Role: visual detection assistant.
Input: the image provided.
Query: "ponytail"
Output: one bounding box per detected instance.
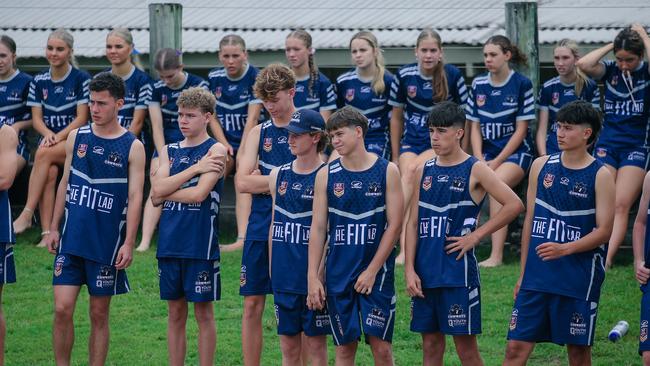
[485,35,528,67]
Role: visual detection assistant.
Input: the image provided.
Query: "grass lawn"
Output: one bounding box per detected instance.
[4,229,643,365]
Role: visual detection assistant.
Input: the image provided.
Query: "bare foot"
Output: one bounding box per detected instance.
[220,238,244,253]
[395,250,405,265]
[135,242,150,252]
[478,257,503,268]
[12,209,34,234]
[36,231,49,247]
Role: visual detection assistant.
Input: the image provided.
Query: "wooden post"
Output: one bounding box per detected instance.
[505,2,539,94]
[148,3,183,77]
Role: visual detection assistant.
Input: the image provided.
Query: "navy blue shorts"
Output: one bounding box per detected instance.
[594,144,650,170]
[158,257,221,302]
[639,290,650,354]
[273,291,331,337]
[239,240,271,296]
[326,287,396,346]
[484,151,533,172]
[507,289,598,346]
[411,286,481,335]
[52,253,129,296]
[0,244,15,285]
[365,139,390,160]
[400,139,431,156]
[17,141,29,162]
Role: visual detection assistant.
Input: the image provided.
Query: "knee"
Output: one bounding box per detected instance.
[371,342,393,363]
[422,335,444,356]
[337,344,357,360]
[504,342,523,361]
[168,306,187,325]
[193,305,214,325]
[614,199,633,214]
[457,348,481,365]
[47,165,58,180]
[280,340,301,361]
[567,346,590,364]
[89,307,109,327]
[54,302,74,323]
[243,297,264,319]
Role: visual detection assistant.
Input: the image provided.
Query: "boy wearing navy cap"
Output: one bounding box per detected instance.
[268,108,329,365]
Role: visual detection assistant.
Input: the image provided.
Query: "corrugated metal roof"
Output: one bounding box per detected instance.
[1,0,649,57]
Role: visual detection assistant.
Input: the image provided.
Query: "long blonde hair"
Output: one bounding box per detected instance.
[555,39,588,97]
[417,28,448,103]
[350,31,386,95]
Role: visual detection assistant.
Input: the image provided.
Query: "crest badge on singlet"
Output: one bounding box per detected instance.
[552,92,560,105]
[214,87,222,99]
[345,88,355,102]
[407,85,417,99]
[42,88,48,100]
[476,94,486,107]
[333,182,345,198]
[263,137,273,152]
[77,143,87,158]
[278,181,288,196]
[543,173,554,189]
[422,176,432,191]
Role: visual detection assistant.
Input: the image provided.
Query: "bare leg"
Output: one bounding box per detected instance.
[479,163,525,267]
[368,336,394,366]
[88,295,112,366]
[335,341,358,366]
[503,340,535,366]
[453,335,483,366]
[305,334,327,366]
[53,285,81,366]
[136,158,161,252]
[13,142,66,233]
[396,152,418,265]
[167,299,188,366]
[242,295,266,366]
[567,345,591,366]
[280,334,302,366]
[605,165,644,269]
[422,332,445,366]
[37,165,59,247]
[194,301,216,366]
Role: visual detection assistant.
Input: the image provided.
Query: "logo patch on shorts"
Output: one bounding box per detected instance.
[274,304,279,325]
[641,320,648,342]
[239,265,247,287]
[194,271,212,294]
[315,310,330,328]
[569,312,587,336]
[543,173,554,189]
[448,304,467,327]
[422,176,432,191]
[77,143,87,158]
[95,265,115,288]
[54,255,65,277]
[509,308,518,331]
[333,183,344,198]
[366,308,386,328]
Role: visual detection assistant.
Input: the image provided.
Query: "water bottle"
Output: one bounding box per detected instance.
[608,320,629,342]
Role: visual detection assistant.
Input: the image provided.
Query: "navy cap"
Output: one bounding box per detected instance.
[285,109,325,134]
